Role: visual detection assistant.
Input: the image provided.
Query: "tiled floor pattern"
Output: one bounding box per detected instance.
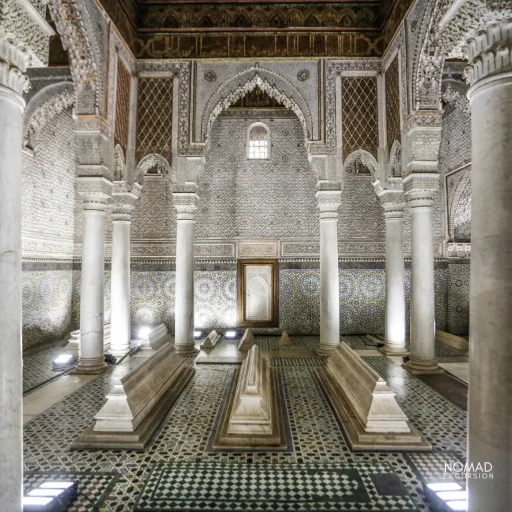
[23,343,70,394]
[22,335,468,511]
[135,462,416,511]
[434,343,468,363]
[24,470,119,512]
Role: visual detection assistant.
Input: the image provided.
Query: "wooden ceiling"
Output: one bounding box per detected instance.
[99,0,409,58]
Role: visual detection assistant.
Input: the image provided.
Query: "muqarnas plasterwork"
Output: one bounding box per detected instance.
[22,271,74,349]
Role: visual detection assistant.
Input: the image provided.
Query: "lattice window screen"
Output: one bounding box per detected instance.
[385,56,401,152]
[114,59,131,154]
[136,78,173,163]
[341,76,379,160]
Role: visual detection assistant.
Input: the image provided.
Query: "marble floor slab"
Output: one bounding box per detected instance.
[439,363,469,384]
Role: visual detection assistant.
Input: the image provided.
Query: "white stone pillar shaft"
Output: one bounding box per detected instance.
[467,68,512,512]
[174,193,198,355]
[76,202,107,372]
[110,213,131,355]
[383,210,406,353]
[406,200,438,371]
[316,188,341,356]
[0,85,25,512]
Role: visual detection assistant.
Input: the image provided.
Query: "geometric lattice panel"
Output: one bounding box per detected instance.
[341,76,379,160]
[136,78,173,162]
[386,55,401,152]
[115,59,131,154]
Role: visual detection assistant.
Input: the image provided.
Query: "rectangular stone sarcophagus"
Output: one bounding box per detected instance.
[71,343,194,450]
[140,322,169,350]
[200,329,221,348]
[238,328,255,351]
[316,341,431,451]
[66,322,111,352]
[213,344,287,450]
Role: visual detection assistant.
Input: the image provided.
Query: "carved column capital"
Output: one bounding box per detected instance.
[316,182,342,220]
[111,181,141,221]
[403,173,439,208]
[77,176,113,211]
[173,186,199,221]
[466,18,512,90]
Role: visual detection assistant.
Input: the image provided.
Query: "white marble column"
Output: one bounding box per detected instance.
[74,189,110,373]
[316,187,342,356]
[404,188,441,373]
[0,57,27,512]
[173,191,199,355]
[381,202,407,355]
[110,206,133,355]
[109,183,140,356]
[464,20,512,512]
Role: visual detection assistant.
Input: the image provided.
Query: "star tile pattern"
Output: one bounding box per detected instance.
[22,336,467,511]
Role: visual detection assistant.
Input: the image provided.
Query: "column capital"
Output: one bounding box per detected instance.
[111,181,141,221]
[316,183,342,220]
[466,19,512,94]
[77,176,113,211]
[0,1,54,95]
[403,173,439,208]
[173,188,199,221]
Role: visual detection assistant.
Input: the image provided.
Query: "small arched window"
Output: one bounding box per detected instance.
[247,122,270,160]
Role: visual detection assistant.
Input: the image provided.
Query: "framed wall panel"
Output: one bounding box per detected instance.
[237,259,279,328]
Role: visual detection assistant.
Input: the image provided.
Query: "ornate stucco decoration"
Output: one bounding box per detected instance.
[47,0,105,114]
[324,60,382,156]
[23,81,75,149]
[0,0,53,95]
[201,66,313,149]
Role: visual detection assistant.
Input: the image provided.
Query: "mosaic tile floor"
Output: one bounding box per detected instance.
[22,335,468,512]
[135,462,416,511]
[24,470,119,512]
[23,343,70,394]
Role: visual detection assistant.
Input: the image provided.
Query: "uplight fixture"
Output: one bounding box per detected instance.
[52,354,76,371]
[194,330,202,338]
[225,330,237,338]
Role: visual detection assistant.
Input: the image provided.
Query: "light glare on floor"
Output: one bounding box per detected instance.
[427,482,462,491]
[23,496,54,505]
[39,481,75,489]
[446,500,467,511]
[437,490,467,501]
[28,488,65,497]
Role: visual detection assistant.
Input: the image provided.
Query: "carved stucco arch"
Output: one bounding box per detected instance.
[23,81,75,149]
[48,0,105,114]
[113,145,126,182]
[343,150,379,182]
[388,140,402,178]
[411,0,445,111]
[136,153,172,184]
[201,67,314,150]
[449,170,471,241]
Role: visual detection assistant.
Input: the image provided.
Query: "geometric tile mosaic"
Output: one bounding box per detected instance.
[22,336,468,511]
[23,343,69,395]
[134,462,417,511]
[24,470,119,512]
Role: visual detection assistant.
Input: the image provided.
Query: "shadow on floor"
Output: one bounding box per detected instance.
[417,373,468,411]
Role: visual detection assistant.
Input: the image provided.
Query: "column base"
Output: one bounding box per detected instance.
[403,357,444,375]
[72,356,108,375]
[316,343,339,357]
[175,343,199,356]
[379,343,409,356]
[108,345,132,358]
